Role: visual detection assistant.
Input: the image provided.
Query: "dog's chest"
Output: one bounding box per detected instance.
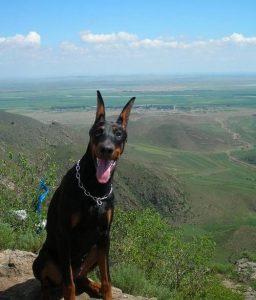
[70,204,111,266]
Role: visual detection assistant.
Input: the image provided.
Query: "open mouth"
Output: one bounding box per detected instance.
[96,158,116,184]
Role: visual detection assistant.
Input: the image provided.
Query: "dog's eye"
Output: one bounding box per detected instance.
[114,130,122,138]
[94,128,104,137]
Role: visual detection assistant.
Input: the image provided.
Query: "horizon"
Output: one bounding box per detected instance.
[1,72,256,81]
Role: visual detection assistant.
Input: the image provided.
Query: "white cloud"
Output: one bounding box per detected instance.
[24,31,41,45]
[131,38,188,49]
[80,31,138,43]
[60,41,87,54]
[221,32,256,45]
[0,31,41,49]
[79,30,256,50]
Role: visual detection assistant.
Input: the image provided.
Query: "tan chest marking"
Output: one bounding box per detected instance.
[71,212,81,228]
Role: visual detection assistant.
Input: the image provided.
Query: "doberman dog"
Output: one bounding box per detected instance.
[33,91,135,300]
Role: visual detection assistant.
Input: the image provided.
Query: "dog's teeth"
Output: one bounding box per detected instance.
[110,161,116,167]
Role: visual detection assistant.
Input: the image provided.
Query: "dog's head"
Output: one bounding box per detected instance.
[89,91,135,184]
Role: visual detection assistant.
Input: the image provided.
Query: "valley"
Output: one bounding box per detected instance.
[1,75,256,298]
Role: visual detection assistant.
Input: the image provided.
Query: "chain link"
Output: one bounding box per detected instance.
[75,160,113,206]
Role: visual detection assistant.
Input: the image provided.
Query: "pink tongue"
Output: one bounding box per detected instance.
[96,159,112,183]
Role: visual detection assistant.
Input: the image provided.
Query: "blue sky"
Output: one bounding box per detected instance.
[0,0,256,77]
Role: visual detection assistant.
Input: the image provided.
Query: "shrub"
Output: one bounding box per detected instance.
[0,152,243,299]
[111,209,216,298]
[0,152,56,252]
[111,263,172,300]
[201,276,243,300]
[0,223,14,249]
[212,263,234,275]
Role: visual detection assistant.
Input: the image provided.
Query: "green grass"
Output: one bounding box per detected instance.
[111,264,172,300]
[1,75,256,110]
[227,115,256,145]
[231,148,256,165]
[129,117,241,152]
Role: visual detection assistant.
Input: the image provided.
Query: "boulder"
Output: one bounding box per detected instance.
[0,250,155,300]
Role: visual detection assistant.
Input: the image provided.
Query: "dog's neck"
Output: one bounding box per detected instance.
[78,143,113,197]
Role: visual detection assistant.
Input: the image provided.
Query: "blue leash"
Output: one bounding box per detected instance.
[36,179,49,213]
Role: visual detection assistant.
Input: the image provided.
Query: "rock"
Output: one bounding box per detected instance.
[0,177,15,191]
[0,250,39,299]
[11,210,28,221]
[0,249,36,280]
[75,293,90,300]
[235,258,256,300]
[245,287,256,300]
[0,250,154,300]
[236,258,256,281]
[120,294,156,300]
[222,278,242,290]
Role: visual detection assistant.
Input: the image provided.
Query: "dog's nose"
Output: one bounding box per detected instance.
[100,145,114,155]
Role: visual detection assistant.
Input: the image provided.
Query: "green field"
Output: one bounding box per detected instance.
[1,75,256,111]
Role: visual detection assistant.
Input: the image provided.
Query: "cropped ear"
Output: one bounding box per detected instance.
[117,97,135,129]
[95,90,105,122]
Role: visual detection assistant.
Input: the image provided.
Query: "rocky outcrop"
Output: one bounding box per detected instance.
[0,250,155,300]
[236,258,256,281]
[222,258,256,300]
[236,258,256,300]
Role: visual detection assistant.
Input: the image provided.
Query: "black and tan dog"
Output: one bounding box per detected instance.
[33,91,135,300]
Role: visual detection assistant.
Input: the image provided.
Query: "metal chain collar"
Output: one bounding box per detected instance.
[75,160,113,206]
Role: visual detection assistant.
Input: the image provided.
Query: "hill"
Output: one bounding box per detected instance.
[0,110,186,220]
[1,109,256,264]
[124,111,256,262]
[0,110,84,155]
[129,114,242,152]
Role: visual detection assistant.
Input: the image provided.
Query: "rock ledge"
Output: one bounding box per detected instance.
[0,250,155,300]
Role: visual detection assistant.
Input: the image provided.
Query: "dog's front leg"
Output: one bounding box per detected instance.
[98,236,112,300]
[57,234,76,300]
